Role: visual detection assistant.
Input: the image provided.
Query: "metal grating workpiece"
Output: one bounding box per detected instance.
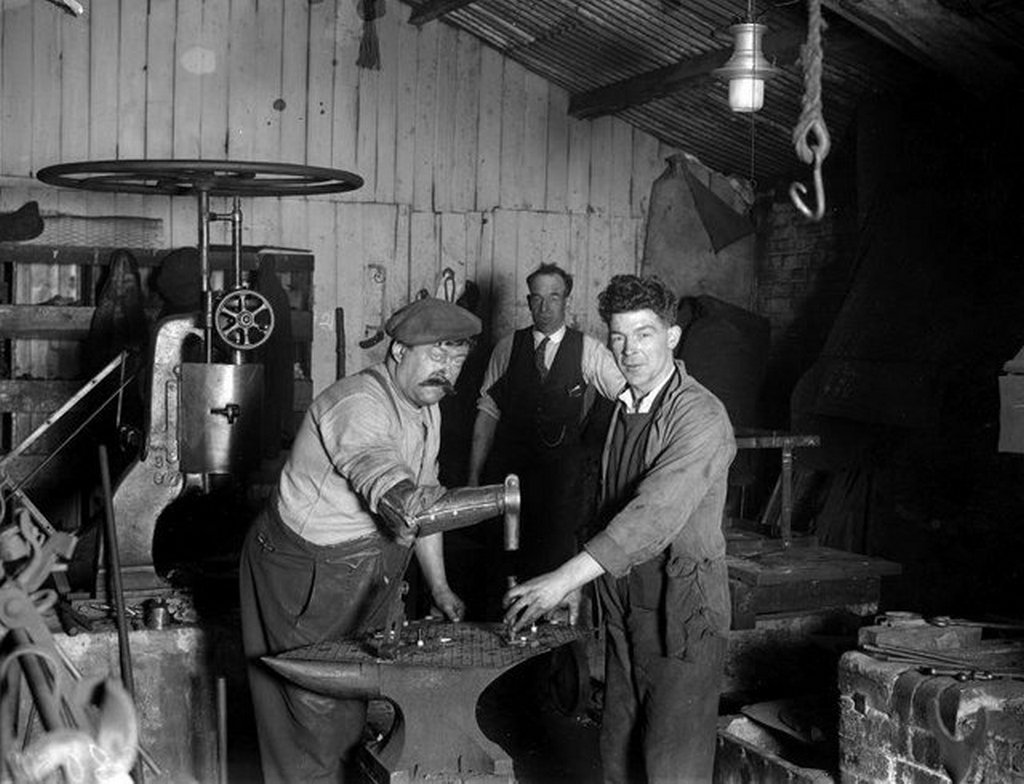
[278,620,586,669]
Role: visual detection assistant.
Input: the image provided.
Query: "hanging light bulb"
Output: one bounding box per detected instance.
[714,22,778,113]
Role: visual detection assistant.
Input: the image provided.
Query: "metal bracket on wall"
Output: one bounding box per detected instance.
[359,264,387,349]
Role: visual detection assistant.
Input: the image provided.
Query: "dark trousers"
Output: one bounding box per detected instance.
[239,505,405,784]
[596,559,728,783]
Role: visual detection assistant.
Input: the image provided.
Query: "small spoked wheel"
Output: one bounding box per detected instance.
[214,289,275,350]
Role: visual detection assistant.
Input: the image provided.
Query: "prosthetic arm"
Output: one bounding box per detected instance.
[374,475,521,657]
[378,475,520,541]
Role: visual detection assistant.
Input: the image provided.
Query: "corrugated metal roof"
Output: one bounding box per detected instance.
[405,0,1024,190]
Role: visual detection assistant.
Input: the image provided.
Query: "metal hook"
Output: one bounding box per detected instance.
[441,267,456,303]
[789,149,826,221]
[358,264,388,349]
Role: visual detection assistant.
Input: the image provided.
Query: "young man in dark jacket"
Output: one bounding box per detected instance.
[504,274,736,782]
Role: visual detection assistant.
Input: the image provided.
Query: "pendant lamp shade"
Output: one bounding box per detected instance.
[714,22,778,113]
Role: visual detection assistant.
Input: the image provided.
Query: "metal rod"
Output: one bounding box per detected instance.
[0,664,23,772]
[5,369,139,501]
[780,445,793,546]
[0,352,126,465]
[97,448,136,695]
[231,197,243,289]
[759,474,780,532]
[8,631,62,731]
[217,676,228,784]
[3,489,56,537]
[504,474,520,590]
[98,444,143,784]
[197,188,213,364]
[231,197,245,366]
[335,307,346,381]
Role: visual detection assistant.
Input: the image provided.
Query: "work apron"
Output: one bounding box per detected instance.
[596,394,729,783]
[597,553,729,784]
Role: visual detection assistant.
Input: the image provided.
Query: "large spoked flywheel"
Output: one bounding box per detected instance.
[37,159,363,197]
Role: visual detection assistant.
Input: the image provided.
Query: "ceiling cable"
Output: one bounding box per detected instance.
[749,111,757,189]
[748,0,758,189]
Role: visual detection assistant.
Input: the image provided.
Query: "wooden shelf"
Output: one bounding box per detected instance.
[0,304,312,342]
[0,243,314,273]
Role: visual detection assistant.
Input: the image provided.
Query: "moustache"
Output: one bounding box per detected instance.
[420,377,456,395]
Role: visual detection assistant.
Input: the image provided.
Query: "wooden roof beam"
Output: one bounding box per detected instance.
[408,0,480,27]
[820,0,1021,96]
[569,28,807,120]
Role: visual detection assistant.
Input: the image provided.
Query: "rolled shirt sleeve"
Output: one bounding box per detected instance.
[475,334,514,422]
[276,367,442,544]
[581,333,626,400]
[320,394,422,511]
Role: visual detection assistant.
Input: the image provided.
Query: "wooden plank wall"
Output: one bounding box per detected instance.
[0,0,751,395]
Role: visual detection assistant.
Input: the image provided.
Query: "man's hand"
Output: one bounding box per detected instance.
[429,584,466,622]
[503,571,575,633]
[503,552,604,633]
[556,588,583,626]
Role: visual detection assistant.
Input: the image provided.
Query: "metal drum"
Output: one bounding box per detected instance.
[179,363,264,474]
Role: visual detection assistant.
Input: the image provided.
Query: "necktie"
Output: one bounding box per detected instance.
[535,336,550,381]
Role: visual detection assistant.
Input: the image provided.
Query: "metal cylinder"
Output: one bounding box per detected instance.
[413,474,520,537]
[503,474,520,552]
[179,362,265,474]
[143,599,170,630]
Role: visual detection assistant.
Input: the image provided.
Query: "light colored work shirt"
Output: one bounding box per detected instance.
[275,363,440,546]
[476,325,625,420]
[617,365,675,414]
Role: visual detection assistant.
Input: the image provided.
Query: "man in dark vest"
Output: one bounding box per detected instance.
[504,274,736,783]
[468,263,623,605]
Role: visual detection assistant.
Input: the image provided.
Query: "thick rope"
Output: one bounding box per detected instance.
[793,0,830,165]
[789,0,830,219]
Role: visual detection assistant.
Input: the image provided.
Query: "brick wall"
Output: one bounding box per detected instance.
[838,651,1024,783]
[755,199,858,427]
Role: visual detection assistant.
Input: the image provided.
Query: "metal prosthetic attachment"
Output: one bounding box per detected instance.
[374,475,520,659]
[378,475,520,540]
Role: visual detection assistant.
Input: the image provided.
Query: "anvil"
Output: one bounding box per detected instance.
[264,620,586,783]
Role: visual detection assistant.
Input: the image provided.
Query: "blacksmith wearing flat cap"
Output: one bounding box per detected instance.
[241,294,482,783]
[385,296,482,346]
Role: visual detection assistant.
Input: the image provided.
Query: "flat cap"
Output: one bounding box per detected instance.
[385,297,481,346]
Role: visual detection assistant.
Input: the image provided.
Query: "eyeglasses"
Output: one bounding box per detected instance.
[425,345,469,367]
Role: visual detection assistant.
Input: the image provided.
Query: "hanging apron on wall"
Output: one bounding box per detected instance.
[642,153,756,309]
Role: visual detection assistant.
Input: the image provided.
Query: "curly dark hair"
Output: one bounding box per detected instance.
[597,274,677,326]
[526,263,574,297]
